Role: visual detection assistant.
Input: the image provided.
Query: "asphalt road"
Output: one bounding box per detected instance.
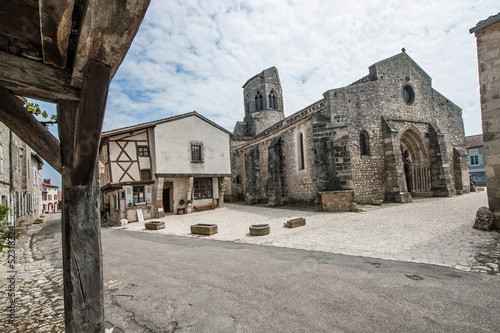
[37,215,500,333]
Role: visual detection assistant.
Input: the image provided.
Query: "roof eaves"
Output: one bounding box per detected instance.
[470,12,500,34]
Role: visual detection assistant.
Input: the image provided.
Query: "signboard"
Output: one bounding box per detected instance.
[157,200,165,218]
[136,209,144,222]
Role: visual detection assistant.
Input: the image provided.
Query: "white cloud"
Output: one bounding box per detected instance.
[102,0,498,136]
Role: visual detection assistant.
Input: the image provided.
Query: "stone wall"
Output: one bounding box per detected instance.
[472,18,500,226]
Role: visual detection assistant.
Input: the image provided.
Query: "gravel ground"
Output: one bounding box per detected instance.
[116,191,500,272]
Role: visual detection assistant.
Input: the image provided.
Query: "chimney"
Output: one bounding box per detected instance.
[44,179,51,184]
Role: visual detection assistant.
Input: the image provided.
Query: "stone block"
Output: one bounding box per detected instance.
[249,224,270,236]
[319,190,353,212]
[145,221,165,230]
[191,224,218,235]
[284,218,306,228]
[473,206,494,231]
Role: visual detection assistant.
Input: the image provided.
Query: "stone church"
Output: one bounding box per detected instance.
[229,51,470,209]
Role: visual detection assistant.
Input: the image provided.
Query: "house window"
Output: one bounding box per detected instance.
[133,186,145,204]
[194,178,212,199]
[138,146,149,157]
[470,155,479,165]
[54,195,57,200]
[192,145,202,161]
[298,132,305,170]
[255,91,263,111]
[48,194,52,200]
[360,131,370,156]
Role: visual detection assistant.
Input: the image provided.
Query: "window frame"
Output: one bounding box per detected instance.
[297,132,305,171]
[191,144,203,162]
[133,186,145,204]
[137,146,149,157]
[360,131,370,156]
[470,155,480,166]
[194,178,213,199]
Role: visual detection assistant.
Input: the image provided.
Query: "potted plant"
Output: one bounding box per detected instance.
[178,199,186,215]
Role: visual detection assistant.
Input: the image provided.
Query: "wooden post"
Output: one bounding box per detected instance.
[58,59,110,332]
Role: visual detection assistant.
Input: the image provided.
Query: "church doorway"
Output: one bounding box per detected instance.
[400,128,431,196]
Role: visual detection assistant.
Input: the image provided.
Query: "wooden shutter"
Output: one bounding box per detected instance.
[124,186,133,207]
[145,185,152,205]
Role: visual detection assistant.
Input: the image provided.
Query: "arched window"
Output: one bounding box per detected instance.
[298,132,305,170]
[236,175,241,184]
[269,90,278,109]
[255,91,263,111]
[360,131,370,156]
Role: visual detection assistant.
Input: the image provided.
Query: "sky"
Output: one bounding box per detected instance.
[35,0,499,188]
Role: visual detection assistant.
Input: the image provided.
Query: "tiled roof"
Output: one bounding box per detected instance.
[465,134,483,148]
[470,12,500,33]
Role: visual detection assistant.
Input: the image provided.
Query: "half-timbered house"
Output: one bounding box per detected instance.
[99,111,232,224]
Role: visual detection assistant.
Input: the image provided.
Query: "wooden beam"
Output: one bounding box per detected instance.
[39,0,74,68]
[72,59,111,185]
[0,51,80,102]
[0,0,41,47]
[71,0,151,86]
[0,87,62,173]
[58,100,78,168]
[61,163,104,332]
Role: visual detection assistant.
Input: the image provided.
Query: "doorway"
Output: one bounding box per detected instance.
[163,181,173,212]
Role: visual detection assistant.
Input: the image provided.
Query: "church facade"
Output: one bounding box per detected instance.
[229,52,470,209]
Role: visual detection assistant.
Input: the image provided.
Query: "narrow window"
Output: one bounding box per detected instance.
[360,131,370,156]
[255,91,263,111]
[137,146,149,157]
[191,145,202,161]
[269,91,277,109]
[298,132,305,170]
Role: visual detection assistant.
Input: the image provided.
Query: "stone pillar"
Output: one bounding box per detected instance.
[471,17,500,226]
[382,117,412,203]
[186,177,194,213]
[428,123,453,197]
[155,177,164,216]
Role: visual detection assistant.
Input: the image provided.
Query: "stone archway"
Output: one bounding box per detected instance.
[399,127,431,195]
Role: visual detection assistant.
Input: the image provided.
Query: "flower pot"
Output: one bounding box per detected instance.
[177,209,184,215]
[19,220,26,227]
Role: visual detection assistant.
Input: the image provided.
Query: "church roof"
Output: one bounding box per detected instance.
[465,134,483,148]
[470,12,500,33]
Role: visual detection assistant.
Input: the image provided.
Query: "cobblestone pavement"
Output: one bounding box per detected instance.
[121,191,500,274]
[0,215,64,333]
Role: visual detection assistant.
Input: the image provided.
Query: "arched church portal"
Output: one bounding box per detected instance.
[400,128,431,195]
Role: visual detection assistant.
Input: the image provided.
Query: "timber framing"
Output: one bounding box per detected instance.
[0,1,151,332]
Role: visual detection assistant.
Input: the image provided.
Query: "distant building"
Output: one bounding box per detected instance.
[465,134,486,186]
[42,179,59,213]
[0,122,44,226]
[99,111,232,224]
[470,12,500,226]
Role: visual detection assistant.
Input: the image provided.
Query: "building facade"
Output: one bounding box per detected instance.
[470,12,500,226]
[465,134,486,186]
[42,179,59,213]
[99,112,232,224]
[230,52,469,208]
[0,122,44,226]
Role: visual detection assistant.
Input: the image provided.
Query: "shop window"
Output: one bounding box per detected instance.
[194,178,212,199]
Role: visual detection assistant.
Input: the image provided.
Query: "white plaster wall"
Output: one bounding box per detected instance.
[154,116,231,175]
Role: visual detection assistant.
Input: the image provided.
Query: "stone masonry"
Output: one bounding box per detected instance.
[230,52,469,209]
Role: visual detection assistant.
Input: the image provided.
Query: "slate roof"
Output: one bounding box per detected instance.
[465,134,483,148]
[470,12,500,33]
